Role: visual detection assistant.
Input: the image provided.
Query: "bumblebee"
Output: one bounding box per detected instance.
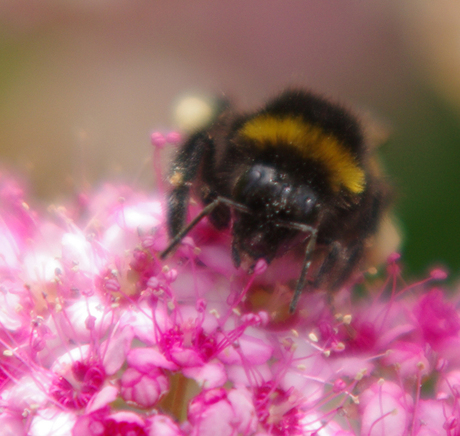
[161,89,390,312]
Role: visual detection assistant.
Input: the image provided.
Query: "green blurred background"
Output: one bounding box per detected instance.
[384,91,460,277]
[0,1,459,278]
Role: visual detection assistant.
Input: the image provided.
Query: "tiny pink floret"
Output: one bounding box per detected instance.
[150,131,167,148]
[166,131,182,145]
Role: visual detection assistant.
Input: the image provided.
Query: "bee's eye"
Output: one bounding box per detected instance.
[247,166,263,186]
[238,166,262,198]
[296,187,317,217]
[304,196,315,215]
[237,164,278,199]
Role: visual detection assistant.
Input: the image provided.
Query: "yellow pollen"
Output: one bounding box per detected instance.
[169,171,184,187]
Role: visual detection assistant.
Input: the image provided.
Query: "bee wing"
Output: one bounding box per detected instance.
[357,108,393,151]
[364,212,402,271]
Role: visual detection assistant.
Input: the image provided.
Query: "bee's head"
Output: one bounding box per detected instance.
[232,163,319,264]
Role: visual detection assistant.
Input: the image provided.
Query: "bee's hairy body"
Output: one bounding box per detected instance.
[162,89,390,312]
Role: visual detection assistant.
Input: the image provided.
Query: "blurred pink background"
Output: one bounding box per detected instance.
[0,1,413,198]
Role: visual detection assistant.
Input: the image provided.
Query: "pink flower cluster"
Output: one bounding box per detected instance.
[0,142,458,435]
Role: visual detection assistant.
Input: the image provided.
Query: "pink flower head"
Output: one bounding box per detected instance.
[188,387,257,436]
[73,409,149,436]
[254,382,305,435]
[360,381,412,436]
[121,364,169,408]
[0,143,458,436]
[415,288,460,349]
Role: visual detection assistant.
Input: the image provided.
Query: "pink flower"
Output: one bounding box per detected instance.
[73,409,150,436]
[415,288,460,349]
[416,399,453,436]
[121,366,169,408]
[188,387,257,436]
[148,415,183,436]
[360,381,412,436]
[0,143,457,435]
[29,409,77,436]
[0,412,27,436]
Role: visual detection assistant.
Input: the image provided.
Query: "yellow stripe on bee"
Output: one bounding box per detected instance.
[239,115,366,194]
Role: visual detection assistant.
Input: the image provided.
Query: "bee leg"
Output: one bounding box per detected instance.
[312,241,342,289]
[231,241,241,268]
[203,193,232,230]
[313,241,364,290]
[166,132,212,238]
[289,229,318,313]
[167,185,190,242]
[331,242,364,289]
[160,196,250,259]
[160,197,222,259]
